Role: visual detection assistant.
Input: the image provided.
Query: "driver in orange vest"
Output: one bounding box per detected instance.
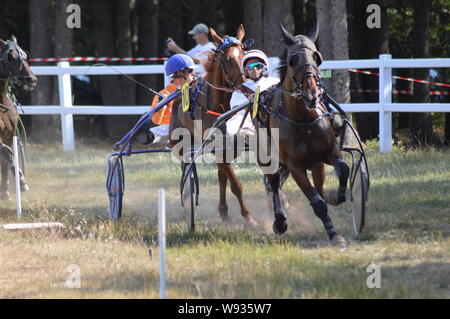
[136,54,196,145]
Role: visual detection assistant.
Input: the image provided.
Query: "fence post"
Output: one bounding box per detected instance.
[57,62,75,151]
[163,60,170,88]
[378,54,392,153]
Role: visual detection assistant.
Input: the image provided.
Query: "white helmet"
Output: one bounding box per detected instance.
[242,50,269,70]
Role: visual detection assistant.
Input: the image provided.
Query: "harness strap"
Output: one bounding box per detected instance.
[273,108,331,128]
[205,81,235,93]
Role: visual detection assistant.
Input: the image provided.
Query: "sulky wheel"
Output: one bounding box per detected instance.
[107,156,124,221]
[181,163,197,232]
[351,159,369,236]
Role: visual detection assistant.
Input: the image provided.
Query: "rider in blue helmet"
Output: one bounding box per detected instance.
[165,54,197,78]
[135,54,196,146]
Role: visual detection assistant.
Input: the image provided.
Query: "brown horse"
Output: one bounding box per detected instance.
[169,24,259,228]
[0,37,36,199]
[254,23,349,247]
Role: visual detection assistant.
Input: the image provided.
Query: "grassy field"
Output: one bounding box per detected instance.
[0,141,448,298]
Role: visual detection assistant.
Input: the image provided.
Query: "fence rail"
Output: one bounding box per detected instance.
[22,54,450,152]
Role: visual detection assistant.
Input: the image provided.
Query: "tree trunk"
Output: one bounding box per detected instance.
[93,0,137,140]
[292,0,307,35]
[30,0,55,143]
[160,0,183,54]
[243,0,263,50]
[358,0,389,141]
[136,0,160,105]
[410,0,434,145]
[50,0,74,142]
[316,0,354,144]
[262,0,294,57]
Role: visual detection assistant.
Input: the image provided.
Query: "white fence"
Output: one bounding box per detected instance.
[23,54,450,152]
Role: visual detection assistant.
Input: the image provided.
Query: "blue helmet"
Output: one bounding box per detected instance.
[165,54,197,77]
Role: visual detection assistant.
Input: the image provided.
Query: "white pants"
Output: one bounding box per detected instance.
[226,110,255,136]
[150,124,170,144]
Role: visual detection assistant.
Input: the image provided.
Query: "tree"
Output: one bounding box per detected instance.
[263,0,294,57]
[92,0,137,140]
[316,0,354,144]
[243,0,263,49]
[51,0,74,142]
[348,0,389,141]
[410,0,434,145]
[30,0,55,143]
[136,0,161,106]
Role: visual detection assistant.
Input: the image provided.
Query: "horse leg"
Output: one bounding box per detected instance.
[218,162,258,228]
[311,163,326,197]
[265,169,288,234]
[0,141,29,193]
[265,164,290,213]
[287,164,347,247]
[0,144,11,200]
[217,164,230,222]
[324,156,350,206]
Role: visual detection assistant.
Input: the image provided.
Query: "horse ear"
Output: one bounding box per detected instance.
[210,27,223,45]
[279,23,295,45]
[236,24,245,42]
[11,35,17,44]
[307,21,319,43]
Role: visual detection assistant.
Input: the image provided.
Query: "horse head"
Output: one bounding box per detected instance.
[279,23,322,110]
[208,24,246,89]
[0,36,37,91]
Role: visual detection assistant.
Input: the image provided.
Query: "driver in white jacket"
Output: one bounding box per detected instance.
[226,50,289,212]
[226,50,279,136]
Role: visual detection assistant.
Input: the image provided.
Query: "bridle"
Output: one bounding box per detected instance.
[271,45,331,126]
[213,36,247,90]
[0,40,29,82]
[282,46,323,101]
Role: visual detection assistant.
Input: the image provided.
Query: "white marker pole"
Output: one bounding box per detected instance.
[158,188,166,299]
[13,136,22,219]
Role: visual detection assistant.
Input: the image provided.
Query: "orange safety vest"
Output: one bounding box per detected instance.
[150,82,179,125]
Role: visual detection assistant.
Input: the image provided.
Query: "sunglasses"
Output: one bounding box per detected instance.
[245,62,266,71]
[184,68,194,74]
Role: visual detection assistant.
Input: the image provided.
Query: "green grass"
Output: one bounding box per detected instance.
[0,142,448,298]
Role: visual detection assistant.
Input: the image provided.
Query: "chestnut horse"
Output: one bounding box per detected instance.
[254,23,349,247]
[169,24,259,228]
[0,37,36,199]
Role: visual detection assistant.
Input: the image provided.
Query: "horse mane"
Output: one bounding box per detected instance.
[203,51,218,75]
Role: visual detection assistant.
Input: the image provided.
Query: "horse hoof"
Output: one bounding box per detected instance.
[0,191,11,201]
[221,216,233,224]
[325,190,344,206]
[244,217,258,229]
[273,219,288,235]
[21,184,30,192]
[330,234,348,248]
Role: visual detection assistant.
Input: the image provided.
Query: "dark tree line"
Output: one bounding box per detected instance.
[0,0,448,145]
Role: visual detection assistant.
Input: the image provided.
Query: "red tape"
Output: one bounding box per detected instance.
[30,57,167,63]
[348,68,450,88]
